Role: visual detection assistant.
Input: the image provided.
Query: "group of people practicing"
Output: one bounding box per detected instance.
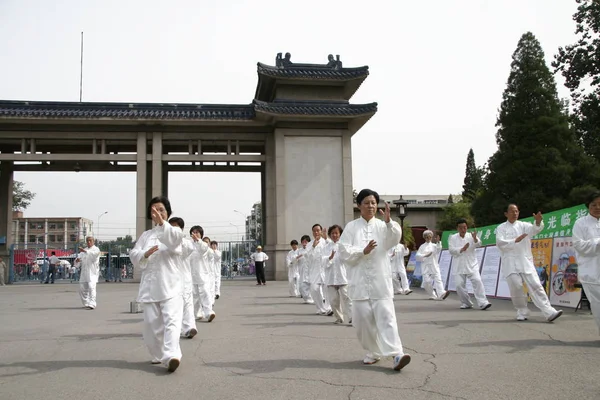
[129,196,223,373]
[72,189,600,375]
[279,189,600,373]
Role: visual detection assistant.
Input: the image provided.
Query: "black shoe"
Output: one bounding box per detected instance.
[215,294,220,300]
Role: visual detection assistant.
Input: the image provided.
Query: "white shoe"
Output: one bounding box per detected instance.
[333,319,343,324]
[516,315,528,321]
[547,309,563,322]
[404,290,413,295]
[393,354,411,371]
[439,291,450,300]
[460,304,473,309]
[480,303,492,311]
[428,296,437,300]
[363,355,380,365]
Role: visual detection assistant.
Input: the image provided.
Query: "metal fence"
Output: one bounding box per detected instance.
[7,240,257,283]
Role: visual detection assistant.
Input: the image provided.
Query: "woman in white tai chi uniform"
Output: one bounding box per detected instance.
[338,189,411,372]
[77,236,101,309]
[324,225,352,324]
[130,196,184,373]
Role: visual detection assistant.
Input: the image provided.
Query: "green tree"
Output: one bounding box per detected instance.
[12,180,36,211]
[472,32,599,225]
[553,0,600,159]
[437,201,475,232]
[461,149,484,201]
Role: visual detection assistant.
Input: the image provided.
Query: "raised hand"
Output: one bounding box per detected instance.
[378,202,392,223]
[515,233,528,243]
[329,249,336,260]
[312,238,320,248]
[461,243,470,252]
[363,240,378,255]
[533,211,543,226]
[151,206,164,226]
[471,230,478,241]
[144,245,159,259]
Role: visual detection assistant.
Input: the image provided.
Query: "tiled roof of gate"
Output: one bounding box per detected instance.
[253,100,377,116]
[0,100,377,120]
[257,63,369,80]
[0,101,256,121]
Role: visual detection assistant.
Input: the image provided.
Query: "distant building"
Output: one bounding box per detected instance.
[243,202,262,247]
[11,211,93,250]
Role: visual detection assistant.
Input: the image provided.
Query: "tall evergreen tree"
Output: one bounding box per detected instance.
[553,0,600,160]
[472,32,599,225]
[461,149,483,201]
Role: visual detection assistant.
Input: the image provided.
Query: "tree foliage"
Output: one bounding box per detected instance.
[472,32,600,225]
[461,149,485,201]
[12,181,36,211]
[437,201,475,232]
[553,0,600,159]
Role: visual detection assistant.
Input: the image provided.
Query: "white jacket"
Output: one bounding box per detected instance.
[286,249,300,279]
[573,215,600,283]
[323,241,348,286]
[389,244,409,273]
[130,223,184,303]
[338,217,401,301]
[306,238,330,285]
[448,233,481,275]
[496,220,544,277]
[189,240,210,285]
[416,242,442,276]
[79,245,100,283]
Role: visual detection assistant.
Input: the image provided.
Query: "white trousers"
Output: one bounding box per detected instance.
[208,275,216,302]
[79,282,97,308]
[580,282,600,335]
[310,283,330,313]
[181,289,196,335]
[288,274,299,297]
[392,268,409,293]
[215,274,221,296]
[423,272,445,298]
[455,271,489,308]
[505,272,557,319]
[142,295,183,365]
[300,281,312,302]
[193,282,214,319]
[352,298,404,358]
[327,285,352,322]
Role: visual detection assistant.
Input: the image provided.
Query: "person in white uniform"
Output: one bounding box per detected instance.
[211,241,222,300]
[286,240,301,297]
[448,219,491,310]
[496,204,563,322]
[130,196,184,373]
[77,236,101,309]
[168,217,197,339]
[416,231,450,301]
[306,224,333,315]
[324,225,352,324]
[338,189,411,372]
[188,227,215,322]
[573,192,600,335]
[389,240,412,295]
[297,235,314,304]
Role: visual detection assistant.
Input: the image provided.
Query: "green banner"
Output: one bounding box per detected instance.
[441,204,589,248]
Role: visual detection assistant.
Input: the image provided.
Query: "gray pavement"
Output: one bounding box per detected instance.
[0,281,599,400]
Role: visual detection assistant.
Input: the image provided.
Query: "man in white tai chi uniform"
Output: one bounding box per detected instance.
[77,236,101,309]
[496,204,562,322]
[448,218,491,310]
[338,188,411,372]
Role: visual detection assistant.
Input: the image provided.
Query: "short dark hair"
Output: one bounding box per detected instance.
[328,225,343,236]
[147,196,172,220]
[168,217,185,230]
[203,236,211,242]
[189,225,204,238]
[312,224,322,230]
[51,251,56,255]
[210,240,218,246]
[290,240,298,246]
[356,189,379,205]
[585,192,600,209]
[300,234,311,242]
[456,218,468,227]
[506,203,518,212]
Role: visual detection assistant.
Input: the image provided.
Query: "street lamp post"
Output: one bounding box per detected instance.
[393,195,409,243]
[97,211,108,243]
[230,223,240,261]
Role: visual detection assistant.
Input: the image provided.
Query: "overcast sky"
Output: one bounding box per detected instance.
[0,0,579,241]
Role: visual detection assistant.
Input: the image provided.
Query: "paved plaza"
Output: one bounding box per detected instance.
[0,280,599,400]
